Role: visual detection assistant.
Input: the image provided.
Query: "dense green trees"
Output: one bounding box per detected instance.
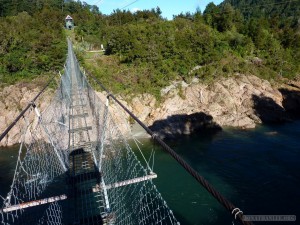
[0,0,94,85]
[77,2,299,96]
[0,0,299,93]
[0,10,66,84]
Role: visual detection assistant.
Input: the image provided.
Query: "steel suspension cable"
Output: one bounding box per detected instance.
[86,69,255,225]
[0,74,56,143]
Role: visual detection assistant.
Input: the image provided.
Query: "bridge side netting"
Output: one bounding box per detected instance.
[1,39,179,225]
[73,50,179,224]
[0,54,72,225]
[36,202,63,225]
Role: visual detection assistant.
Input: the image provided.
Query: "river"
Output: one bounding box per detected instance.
[1,121,299,225]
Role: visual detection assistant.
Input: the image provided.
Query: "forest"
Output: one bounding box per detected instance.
[0,0,299,97]
[0,0,97,85]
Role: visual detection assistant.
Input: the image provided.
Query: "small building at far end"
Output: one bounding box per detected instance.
[65,15,74,29]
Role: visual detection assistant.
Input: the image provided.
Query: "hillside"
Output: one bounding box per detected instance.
[78,3,300,98]
[0,0,299,96]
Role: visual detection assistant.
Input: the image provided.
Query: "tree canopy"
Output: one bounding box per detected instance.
[0,0,299,94]
[76,2,299,97]
[0,0,99,84]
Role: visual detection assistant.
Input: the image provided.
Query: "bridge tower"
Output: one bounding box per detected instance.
[65,15,74,29]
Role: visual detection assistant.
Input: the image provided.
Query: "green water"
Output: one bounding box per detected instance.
[1,121,299,225]
[131,137,237,225]
[131,122,300,225]
[0,145,19,197]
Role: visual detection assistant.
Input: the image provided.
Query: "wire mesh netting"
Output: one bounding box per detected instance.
[0,39,179,225]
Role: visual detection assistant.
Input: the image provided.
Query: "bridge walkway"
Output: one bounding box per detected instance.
[67,47,107,225]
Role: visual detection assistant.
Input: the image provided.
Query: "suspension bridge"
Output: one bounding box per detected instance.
[0,39,253,225]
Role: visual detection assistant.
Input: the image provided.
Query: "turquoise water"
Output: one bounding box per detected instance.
[1,121,299,224]
[132,122,300,225]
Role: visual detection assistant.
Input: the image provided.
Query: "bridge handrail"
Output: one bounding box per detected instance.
[86,69,255,225]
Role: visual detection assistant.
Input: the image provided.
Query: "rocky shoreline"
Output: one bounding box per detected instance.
[128,74,300,138]
[1,74,300,146]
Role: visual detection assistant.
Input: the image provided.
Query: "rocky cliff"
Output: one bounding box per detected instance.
[130,75,300,138]
[0,84,53,146]
[1,74,300,146]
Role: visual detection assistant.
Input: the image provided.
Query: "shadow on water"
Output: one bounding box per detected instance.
[148,112,222,140]
[252,94,287,124]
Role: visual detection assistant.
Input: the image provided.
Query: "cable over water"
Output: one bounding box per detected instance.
[0,39,179,225]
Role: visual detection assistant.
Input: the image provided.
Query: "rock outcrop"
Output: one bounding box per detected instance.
[130,75,300,138]
[1,74,300,145]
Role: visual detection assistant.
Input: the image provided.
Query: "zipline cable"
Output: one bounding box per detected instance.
[0,74,56,143]
[86,69,255,225]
